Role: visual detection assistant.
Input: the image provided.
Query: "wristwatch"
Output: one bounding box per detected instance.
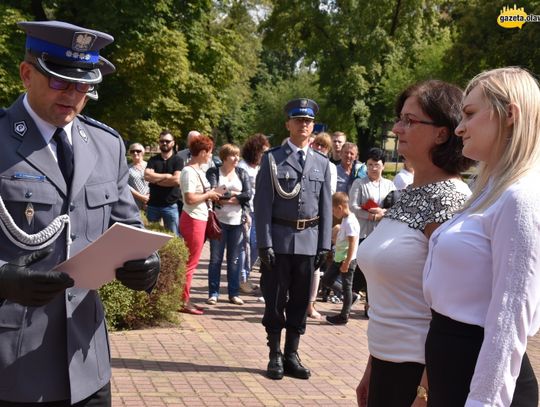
[417,385,428,402]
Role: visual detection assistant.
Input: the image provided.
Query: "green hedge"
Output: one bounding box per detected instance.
[99,221,188,331]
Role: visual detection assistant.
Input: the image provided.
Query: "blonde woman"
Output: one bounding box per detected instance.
[127,143,149,210]
[424,67,540,406]
[356,80,474,406]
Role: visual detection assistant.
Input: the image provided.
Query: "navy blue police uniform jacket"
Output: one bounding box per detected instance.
[254,143,332,256]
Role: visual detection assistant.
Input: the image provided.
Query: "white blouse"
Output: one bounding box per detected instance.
[423,173,540,406]
[180,166,209,221]
[358,179,470,364]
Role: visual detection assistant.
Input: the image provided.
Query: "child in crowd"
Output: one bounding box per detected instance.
[321,192,360,325]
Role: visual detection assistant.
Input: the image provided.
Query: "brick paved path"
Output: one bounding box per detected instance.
[110,243,540,406]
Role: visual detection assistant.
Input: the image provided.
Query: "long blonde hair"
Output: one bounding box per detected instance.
[462,67,540,212]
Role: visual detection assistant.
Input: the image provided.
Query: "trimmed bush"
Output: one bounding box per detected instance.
[99,220,187,331]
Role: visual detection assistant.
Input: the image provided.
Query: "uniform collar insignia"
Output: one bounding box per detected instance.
[14,121,27,137]
[77,125,88,142]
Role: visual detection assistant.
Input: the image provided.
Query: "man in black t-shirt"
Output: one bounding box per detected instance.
[144,130,182,235]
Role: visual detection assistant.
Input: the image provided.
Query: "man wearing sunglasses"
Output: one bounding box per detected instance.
[144,130,182,235]
[0,21,160,406]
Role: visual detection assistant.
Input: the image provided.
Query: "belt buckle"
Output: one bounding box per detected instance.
[296,219,306,230]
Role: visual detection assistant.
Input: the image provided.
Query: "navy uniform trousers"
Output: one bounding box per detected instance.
[260,253,314,335]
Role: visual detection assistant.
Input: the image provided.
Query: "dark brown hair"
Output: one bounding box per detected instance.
[395,80,475,174]
[241,133,270,166]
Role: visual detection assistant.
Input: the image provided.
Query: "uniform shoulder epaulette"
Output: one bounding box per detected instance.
[265,146,280,154]
[0,108,6,118]
[311,148,327,158]
[78,114,120,138]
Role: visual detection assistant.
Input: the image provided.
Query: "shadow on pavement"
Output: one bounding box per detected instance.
[111,357,265,376]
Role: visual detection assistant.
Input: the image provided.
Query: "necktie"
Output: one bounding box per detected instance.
[53,128,74,184]
[297,150,305,169]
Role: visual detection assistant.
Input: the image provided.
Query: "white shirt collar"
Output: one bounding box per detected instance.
[23,94,74,145]
[287,140,309,155]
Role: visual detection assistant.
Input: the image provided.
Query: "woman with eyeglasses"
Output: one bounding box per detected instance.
[127,143,149,210]
[355,80,474,407]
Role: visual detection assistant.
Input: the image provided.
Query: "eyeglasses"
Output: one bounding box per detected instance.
[48,76,95,94]
[130,150,143,154]
[159,139,174,144]
[313,142,329,149]
[395,114,437,128]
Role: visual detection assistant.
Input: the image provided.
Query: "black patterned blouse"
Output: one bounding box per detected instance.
[386,179,470,231]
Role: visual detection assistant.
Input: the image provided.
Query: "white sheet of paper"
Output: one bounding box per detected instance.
[54,222,172,289]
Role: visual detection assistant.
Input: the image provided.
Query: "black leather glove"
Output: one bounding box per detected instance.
[116,252,160,291]
[258,247,275,268]
[0,247,74,307]
[314,249,331,270]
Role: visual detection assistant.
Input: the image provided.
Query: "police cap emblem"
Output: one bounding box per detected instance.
[284,98,319,119]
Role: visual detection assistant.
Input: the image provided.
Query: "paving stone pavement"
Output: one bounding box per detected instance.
[110,242,540,406]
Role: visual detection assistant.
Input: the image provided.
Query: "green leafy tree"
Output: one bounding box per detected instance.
[0,6,30,107]
[1,0,264,147]
[262,0,453,156]
[246,70,321,145]
[443,0,540,86]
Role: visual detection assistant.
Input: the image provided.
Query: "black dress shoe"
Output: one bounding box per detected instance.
[267,351,284,380]
[283,352,311,379]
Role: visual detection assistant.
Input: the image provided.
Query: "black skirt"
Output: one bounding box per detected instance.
[425,310,538,407]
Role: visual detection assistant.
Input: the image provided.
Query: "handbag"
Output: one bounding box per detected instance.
[205,206,222,240]
[192,167,222,241]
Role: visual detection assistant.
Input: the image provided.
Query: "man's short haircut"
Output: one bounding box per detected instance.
[332,131,347,141]
[189,135,214,156]
[332,191,349,207]
[341,142,358,154]
[366,147,386,164]
[159,130,172,138]
[219,143,241,161]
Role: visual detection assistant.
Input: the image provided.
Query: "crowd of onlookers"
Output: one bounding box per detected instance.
[127,67,540,406]
[127,127,413,318]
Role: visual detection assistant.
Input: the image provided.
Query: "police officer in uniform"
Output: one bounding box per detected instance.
[254,98,332,380]
[0,21,159,405]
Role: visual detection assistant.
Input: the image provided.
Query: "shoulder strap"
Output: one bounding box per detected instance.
[189,166,212,208]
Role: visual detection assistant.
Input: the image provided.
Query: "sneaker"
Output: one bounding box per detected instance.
[229,296,244,305]
[330,295,342,304]
[351,292,361,307]
[206,296,218,305]
[326,314,348,325]
[257,296,265,303]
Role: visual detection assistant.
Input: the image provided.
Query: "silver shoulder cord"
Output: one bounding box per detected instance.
[268,152,301,200]
[0,194,72,258]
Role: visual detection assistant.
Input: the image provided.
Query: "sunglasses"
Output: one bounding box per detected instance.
[130,150,143,154]
[160,139,174,144]
[48,76,95,94]
[313,142,329,149]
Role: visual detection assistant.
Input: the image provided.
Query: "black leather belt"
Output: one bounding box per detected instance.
[272,216,319,230]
